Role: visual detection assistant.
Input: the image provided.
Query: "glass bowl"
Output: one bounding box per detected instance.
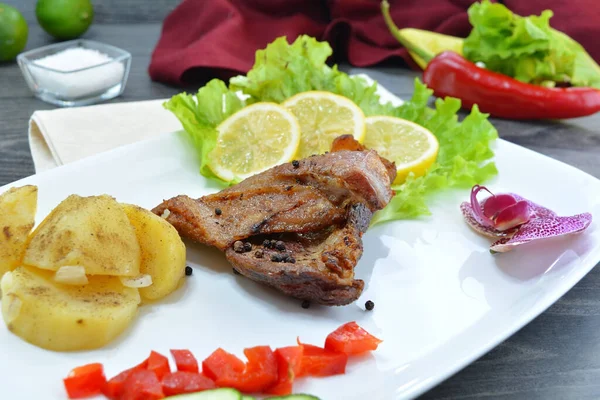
[17,39,131,107]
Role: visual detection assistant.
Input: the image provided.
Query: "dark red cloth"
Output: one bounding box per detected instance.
[149,0,600,86]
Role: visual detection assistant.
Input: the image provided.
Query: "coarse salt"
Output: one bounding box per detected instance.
[30,47,125,99]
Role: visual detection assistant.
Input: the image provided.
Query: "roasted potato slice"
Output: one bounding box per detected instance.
[122,204,186,301]
[1,266,141,351]
[0,185,38,278]
[23,194,141,276]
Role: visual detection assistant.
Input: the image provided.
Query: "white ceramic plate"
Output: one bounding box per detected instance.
[1,83,600,400]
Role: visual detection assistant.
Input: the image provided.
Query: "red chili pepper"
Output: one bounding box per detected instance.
[381,1,600,120]
[423,51,600,120]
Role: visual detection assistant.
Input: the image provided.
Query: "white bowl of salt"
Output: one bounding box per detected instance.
[17,39,131,107]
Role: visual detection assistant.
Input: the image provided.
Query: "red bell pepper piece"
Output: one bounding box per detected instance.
[236,346,278,393]
[297,340,347,377]
[102,360,148,400]
[202,346,278,393]
[147,351,171,381]
[324,321,383,355]
[202,348,246,384]
[265,346,304,395]
[170,349,199,373]
[381,1,600,120]
[161,371,216,396]
[121,369,164,400]
[63,363,107,399]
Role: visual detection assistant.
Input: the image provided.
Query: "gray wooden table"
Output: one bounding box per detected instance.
[2,1,600,399]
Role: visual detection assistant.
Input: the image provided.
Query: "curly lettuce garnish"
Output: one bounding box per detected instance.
[165,35,499,224]
[463,0,600,88]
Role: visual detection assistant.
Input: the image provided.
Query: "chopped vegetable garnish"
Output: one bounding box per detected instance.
[121,369,164,400]
[265,346,304,396]
[462,185,593,252]
[296,340,348,378]
[63,363,107,399]
[65,321,381,399]
[324,321,383,355]
[147,351,171,381]
[161,371,216,396]
[102,360,149,399]
[202,348,246,386]
[171,349,199,373]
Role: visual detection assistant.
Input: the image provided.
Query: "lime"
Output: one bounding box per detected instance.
[36,0,94,40]
[0,3,28,62]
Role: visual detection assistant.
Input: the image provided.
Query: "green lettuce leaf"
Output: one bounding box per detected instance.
[166,35,499,224]
[164,79,245,184]
[463,0,600,88]
[371,85,498,225]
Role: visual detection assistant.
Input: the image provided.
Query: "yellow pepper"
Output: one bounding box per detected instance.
[398,28,464,69]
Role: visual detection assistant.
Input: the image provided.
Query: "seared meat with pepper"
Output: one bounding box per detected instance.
[226,203,372,306]
[152,137,395,306]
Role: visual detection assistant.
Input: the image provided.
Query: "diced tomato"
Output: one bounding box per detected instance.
[102,360,149,400]
[63,363,107,399]
[202,348,246,384]
[297,341,347,377]
[147,351,171,380]
[324,321,383,355]
[121,369,164,400]
[161,371,216,396]
[265,346,304,395]
[170,349,199,373]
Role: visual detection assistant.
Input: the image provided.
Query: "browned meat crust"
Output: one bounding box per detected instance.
[331,135,397,182]
[152,143,396,306]
[226,204,371,306]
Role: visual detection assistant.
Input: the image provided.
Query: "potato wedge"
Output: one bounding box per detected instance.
[23,194,141,276]
[1,266,140,351]
[0,186,37,278]
[122,204,186,301]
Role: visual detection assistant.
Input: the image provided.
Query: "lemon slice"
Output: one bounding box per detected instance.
[209,102,301,181]
[283,91,366,159]
[363,116,439,185]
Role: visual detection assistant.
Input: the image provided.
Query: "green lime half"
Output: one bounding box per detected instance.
[0,3,28,62]
[36,0,94,40]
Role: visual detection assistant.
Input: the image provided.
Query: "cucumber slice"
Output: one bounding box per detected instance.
[241,396,256,400]
[266,395,321,400]
[166,388,243,400]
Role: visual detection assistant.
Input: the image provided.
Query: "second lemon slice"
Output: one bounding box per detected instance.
[283,91,366,159]
[209,102,301,182]
[363,116,439,185]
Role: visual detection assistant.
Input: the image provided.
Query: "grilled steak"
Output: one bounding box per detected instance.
[226,203,372,306]
[152,137,396,305]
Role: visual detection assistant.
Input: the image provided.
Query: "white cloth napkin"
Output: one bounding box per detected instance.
[28,99,183,173]
[28,74,402,173]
